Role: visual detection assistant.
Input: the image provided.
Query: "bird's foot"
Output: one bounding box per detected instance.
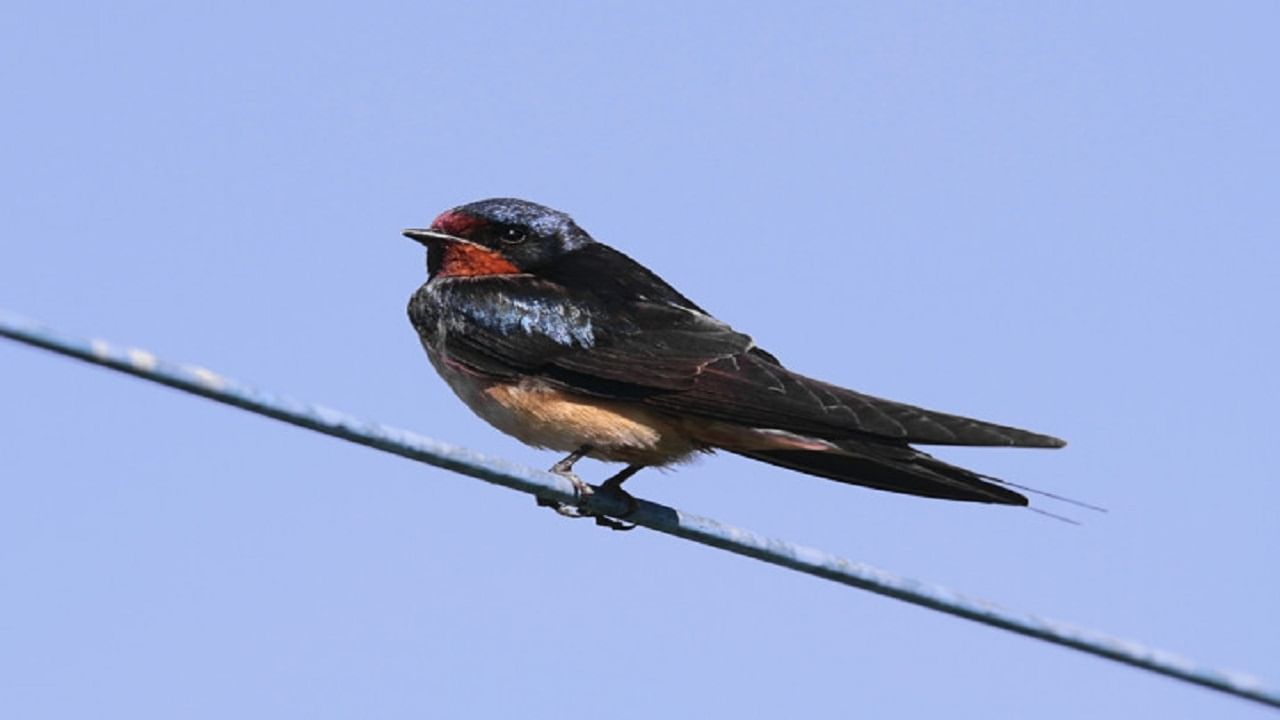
[537,467,596,518]
[537,456,637,531]
[537,446,596,518]
[591,481,637,531]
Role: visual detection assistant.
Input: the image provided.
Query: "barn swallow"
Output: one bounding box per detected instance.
[405,198,1065,523]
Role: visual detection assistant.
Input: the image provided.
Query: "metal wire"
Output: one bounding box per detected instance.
[2,309,1276,711]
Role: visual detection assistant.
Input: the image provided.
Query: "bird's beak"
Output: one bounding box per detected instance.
[403,228,467,247]
[403,228,488,250]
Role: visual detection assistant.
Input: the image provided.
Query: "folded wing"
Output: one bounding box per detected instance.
[417,272,1064,451]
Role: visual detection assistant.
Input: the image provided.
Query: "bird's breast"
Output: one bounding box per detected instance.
[422,345,700,466]
[410,277,596,350]
[409,277,696,465]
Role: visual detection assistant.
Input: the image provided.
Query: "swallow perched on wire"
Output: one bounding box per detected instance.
[405,198,1066,525]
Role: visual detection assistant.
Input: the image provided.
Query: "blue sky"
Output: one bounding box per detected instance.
[2,3,1277,718]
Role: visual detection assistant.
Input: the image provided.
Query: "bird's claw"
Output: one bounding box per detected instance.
[590,485,637,531]
[539,468,636,531]
[592,514,636,531]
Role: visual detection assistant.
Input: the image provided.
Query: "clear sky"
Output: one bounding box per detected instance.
[2,3,1277,718]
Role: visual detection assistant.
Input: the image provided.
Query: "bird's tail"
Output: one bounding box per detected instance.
[730,439,1028,505]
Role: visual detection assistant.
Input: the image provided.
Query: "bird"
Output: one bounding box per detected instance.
[405,198,1066,523]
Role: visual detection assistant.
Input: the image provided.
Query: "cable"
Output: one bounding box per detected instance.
[1,309,1276,711]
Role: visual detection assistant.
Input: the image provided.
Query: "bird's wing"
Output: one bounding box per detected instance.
[418,273,1063,449]
[417,274,750,391]
[644,350,1065,447]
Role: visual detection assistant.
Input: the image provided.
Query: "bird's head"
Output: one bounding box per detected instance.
[404,198,593,279]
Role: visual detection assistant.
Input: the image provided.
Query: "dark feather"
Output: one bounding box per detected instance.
[408,248,1065,449]
[645,351,1065,447]
[536,244,709,313]
[731,442,1029,504]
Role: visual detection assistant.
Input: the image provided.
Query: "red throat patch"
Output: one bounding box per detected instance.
[427,210,518,277]
[435,242,520,278]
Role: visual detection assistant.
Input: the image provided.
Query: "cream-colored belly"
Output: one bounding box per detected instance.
[428,351,701,465]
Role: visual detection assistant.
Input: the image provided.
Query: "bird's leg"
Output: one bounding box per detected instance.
[591,464,644,530]
[537,445,595,518]
[548,445,594,495]
[537,450,642,531]
[599,464,642,506]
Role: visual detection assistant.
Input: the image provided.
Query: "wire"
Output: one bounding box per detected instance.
[2,309,1276,711]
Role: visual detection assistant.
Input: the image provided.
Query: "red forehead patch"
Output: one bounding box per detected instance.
[435,242,520,278]
[430,210,486,238]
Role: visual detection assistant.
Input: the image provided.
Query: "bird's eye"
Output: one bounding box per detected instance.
[500,227,527,245]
